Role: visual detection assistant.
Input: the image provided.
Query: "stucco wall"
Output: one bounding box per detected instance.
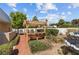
[0,21,11,32]
[0,31,16,45]
[0,32,8,45]
[4,31,16,41]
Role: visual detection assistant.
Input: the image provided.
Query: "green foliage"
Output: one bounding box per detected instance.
[61,46,70,55]
[63,23,72,28]
[71,19,79,26]
[0,43,13,55]
[29,40,50,53]
[59,22,73,28]
[58,19,65,25]
[57,19,74,28]
[10,35,20,46]
[28,25,33,28]
[32,16,38,21]
[10,12,27,29]
[46,29,59,43]
[46,29,59,36]
[52,36,64,43]
[0,35,19,55]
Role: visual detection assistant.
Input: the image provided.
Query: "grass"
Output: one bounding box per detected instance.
[29,40,50,53]
[9,35,20,46]
[0,43,13,55]
[0,35,20,55]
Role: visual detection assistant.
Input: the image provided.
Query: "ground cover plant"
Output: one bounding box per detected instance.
[29,40,50,53]
[0,35,19,55]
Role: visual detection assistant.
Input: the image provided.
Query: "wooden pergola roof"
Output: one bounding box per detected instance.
[23,20,48,27]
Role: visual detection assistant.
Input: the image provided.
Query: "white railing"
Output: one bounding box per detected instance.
[12,28,79,35]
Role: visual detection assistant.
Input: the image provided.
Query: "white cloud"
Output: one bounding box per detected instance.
[36,3,43,10]
[45,13,66,24]
[60,15,66,19]
[36,3,58,15]
[46,14,59,19]
[40,10,47,13]
[7,3,16,7]
[29,3,33,5]
[46,14,59,24]
[36,3,58,11]
[23,8,27,13]
[67,11,72,15]
[12,8,17,11]
[68,5,72,9]
[71,3,79,8]
[27,15,29,18]
[38,16,46,19]
[61,12,65,15]
[44,3,58,11]
[7,3,17,11]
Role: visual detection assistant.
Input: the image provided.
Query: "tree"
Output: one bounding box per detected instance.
[10,12,27,29]
[62,22,73,28]
[32,16,38,21]
[58,19,65,25]
[71,19,79,26]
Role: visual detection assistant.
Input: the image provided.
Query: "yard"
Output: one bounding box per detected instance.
[33,42,64,55]
[28,28,66,55]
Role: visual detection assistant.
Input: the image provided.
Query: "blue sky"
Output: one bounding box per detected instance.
[0,3,79,24]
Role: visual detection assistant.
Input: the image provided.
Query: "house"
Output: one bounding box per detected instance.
[0,8,11,32]
[0,8,15,45]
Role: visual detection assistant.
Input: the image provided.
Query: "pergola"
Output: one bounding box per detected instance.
[23,20,48,40]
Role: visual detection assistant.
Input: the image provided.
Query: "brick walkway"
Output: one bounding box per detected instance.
[15,35,31,55]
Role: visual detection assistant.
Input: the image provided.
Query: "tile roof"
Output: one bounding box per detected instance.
[0,8,10,23]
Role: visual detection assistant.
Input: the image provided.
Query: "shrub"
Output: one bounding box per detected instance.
[62,23,73,28]
[28,25,33,28]
[58,22,74,28]
[52,36,64,43]
[0,35,20,55]
[46,35,64,43]
[10,35,20,46]
[0,43,13,55]
[29,40,50,53]
[61,46,69,55]
[46,29,59,36]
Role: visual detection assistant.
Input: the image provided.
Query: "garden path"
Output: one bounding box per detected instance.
[15,35,31,55]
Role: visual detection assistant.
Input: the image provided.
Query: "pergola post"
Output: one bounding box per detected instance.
[23,20,29,37]
[44,19,48,40]
[44,26,46,40]
[36,37,38,40]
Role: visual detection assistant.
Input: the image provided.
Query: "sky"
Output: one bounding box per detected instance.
[0,3,79,24]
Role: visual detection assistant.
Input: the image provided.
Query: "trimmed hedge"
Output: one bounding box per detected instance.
[46,29,59,36]
[29,40,50,53]
[0,35,19,55]
[0,43,13,55]
[58,23,73,28]
[10,35,20,46]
